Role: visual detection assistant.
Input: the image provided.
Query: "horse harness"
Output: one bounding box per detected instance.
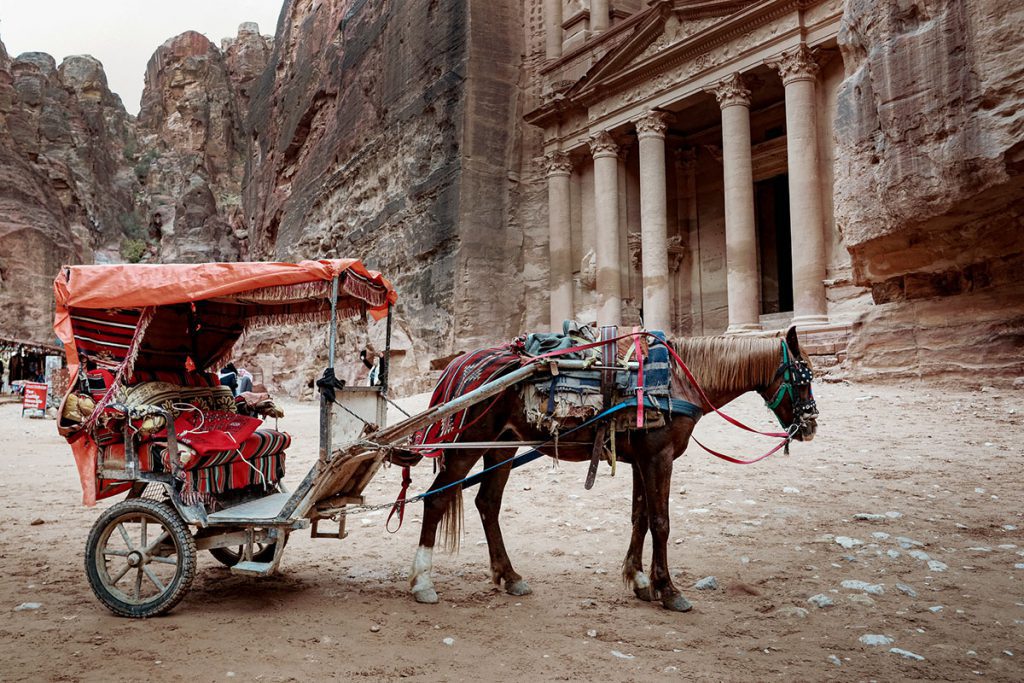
[764,341,817,432]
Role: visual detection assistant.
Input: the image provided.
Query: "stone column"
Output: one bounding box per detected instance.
[546,151,574,330]
[772,45,828,326]
[708,73,760,333]
[591,0,610,33]
[635,111,673,332]
[543,0,562,60]
[589,131,622,326]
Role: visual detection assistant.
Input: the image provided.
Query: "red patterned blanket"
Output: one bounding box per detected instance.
[413,347,522,458]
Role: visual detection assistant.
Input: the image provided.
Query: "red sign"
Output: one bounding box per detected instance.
[22,382,47,418]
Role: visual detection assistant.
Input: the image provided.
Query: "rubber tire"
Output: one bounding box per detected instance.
[85,499,196,618]
[208,541,279,567]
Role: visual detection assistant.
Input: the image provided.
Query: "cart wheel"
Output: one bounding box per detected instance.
[84,499,196,618]
[208,541,279,567]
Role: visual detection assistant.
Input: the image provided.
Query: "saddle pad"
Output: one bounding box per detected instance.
[616,331,671,396]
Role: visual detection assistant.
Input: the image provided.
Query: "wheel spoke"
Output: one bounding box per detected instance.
[109,562,132,586]
[134,567,143,600]
[143,566,165,593]
[117,523,135,550]
[140,517,148,548]
[150,555,178,565]
[103,549,129,557]
[144,530,171,555]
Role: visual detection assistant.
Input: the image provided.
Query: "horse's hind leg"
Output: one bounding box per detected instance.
[623,462,654,601]
[475,448,531,596]
[409,452,479,604]
[641,448,692,613]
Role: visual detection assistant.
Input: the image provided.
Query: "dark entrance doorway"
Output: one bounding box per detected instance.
[755,174,793,315]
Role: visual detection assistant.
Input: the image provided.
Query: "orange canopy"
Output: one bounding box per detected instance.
[53,259,397,505]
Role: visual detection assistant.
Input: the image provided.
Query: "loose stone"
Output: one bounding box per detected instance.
[835,536,863,549]
[807,594,835,608]
[895,583,918,598]
[927,560,948,572]
[841,580,884,595]
[859,634,894,646]
[890,648,925,661]
[853,513,886,521]
[693,576,719,591]
[13,603,41,612]
[610,650,635,660]
[827,655,842,667]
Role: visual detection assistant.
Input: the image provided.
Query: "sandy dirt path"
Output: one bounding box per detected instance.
[0,380,1022,682]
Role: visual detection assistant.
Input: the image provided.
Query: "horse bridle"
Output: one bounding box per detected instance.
[764,341,817,433]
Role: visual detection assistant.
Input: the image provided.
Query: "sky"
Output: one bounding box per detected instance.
[0,0,283,114]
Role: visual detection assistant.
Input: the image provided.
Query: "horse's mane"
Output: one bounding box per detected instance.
[669,336,781,396]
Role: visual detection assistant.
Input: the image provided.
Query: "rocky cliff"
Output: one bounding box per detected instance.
[835,0,1024,383]
[0,25,272,344]
[241,0,535,390]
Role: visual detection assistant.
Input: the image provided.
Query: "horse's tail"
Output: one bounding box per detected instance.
[438,486,464,553]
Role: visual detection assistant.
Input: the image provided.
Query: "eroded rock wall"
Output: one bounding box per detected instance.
[835,0,1024,384]
[242,0,531,389]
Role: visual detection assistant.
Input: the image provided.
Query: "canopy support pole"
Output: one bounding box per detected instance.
[319,276,340,464]
[380,303,392,393]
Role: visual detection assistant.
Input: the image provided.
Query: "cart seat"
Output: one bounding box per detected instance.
[100,429,290,502]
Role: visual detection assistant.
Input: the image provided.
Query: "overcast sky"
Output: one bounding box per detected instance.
[0,0,283,114]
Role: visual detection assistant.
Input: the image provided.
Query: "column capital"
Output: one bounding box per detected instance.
[588,131,619,159]
[634,110,673,140]
[706,73,751,109]
[768,44,820,85]
[544,150,573,177]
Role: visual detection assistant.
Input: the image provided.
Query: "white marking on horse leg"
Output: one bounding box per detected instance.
[633,571,651,590]
[409,545,436,599]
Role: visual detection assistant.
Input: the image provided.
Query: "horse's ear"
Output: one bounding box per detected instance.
[785,325,801,358]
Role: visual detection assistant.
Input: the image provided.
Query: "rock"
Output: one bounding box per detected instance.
[895,583,918,598]
[581,599,598,608]
[835,536,863,549]
[927,560,949,572]
[885,511,903,519]
[370,624,381,633]
[776,606,809,619]
[807,594,835,608]
[841,580,885,595]
[896,537,924,549]
[29,519,44,526]
[928,605,944,613]
[693,576,719,591]
[442,637,455,646]
[610,650,635,660]
[890,648,925,661]
[886,549,901,559]
[853,513,886,522]
[908,550,931,561]
[13,602,41,611]
[783,486,800,494]
[848,594,876,607]
[871,532,891,540]
[859,634,894,647]
[837,0,1024,386]
[586,629,597,638]
[1015,563,1024,570]
[827,654,843,667]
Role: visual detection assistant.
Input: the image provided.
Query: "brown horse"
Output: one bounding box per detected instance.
[408,327,818,612]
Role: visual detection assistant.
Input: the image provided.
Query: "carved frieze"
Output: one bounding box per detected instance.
[767,44,821,85]
[628,232,689,272]
[544,151,573,176]
[706,72,751,108]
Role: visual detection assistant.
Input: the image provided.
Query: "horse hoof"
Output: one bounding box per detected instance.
[413,588,439,604]
[633,585,654,602]
[506,579,532,596]
[663,593,692,612]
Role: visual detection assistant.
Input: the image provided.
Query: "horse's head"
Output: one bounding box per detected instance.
[760,326,818,441]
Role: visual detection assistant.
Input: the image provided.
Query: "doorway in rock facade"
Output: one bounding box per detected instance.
[755,173,793,315]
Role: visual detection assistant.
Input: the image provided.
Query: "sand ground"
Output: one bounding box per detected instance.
[0,380,1022,682]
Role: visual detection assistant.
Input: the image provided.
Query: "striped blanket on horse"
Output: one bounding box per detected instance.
[413,347,522,458]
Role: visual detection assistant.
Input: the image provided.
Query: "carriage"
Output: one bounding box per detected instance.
[56,260,817,617]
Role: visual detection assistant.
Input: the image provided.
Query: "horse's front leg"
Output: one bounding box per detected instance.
[640,447,692,612]
[622,461,654,601]
[409,452,478,604]
[474,448,531,596]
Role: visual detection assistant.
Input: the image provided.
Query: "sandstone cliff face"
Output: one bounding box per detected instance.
[835,0,1024,383]
[242,0,532,388]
